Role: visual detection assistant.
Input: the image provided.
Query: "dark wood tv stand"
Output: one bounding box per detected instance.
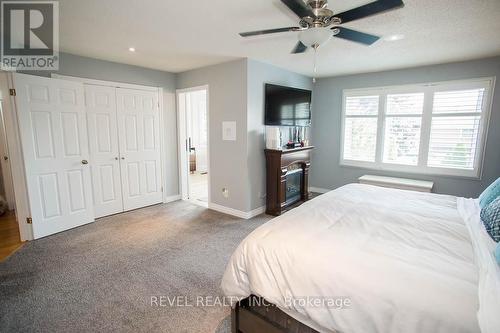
[265,146,314,216]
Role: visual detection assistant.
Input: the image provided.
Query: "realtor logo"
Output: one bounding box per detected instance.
[1,1,59,70]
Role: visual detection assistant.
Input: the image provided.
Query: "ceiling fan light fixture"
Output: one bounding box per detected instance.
[298,27,332,48]
[384,34,405,42]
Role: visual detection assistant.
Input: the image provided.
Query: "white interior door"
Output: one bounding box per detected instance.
[85,85,123,218]
[117,88,162,211]
[14,73,94,239]
[190,90,207,173]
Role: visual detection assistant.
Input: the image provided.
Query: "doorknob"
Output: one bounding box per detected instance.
[115,157,119,160]
[121,157,125,160]
[3,156,8,161]
[81,160,89,165]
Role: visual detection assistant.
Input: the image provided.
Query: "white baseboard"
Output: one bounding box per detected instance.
[208,202,266,219]
[247,205,266,218]
[309,187,331,194]
[164,194,181,203]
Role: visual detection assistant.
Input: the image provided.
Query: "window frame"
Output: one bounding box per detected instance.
[339,77,496,178]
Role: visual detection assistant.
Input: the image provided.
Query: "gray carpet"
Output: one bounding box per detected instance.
[0,200,271,332]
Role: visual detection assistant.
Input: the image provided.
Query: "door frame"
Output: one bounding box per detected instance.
[176,85,210,206]
[0,71,32,241]
[52,74,170,204]
[0,91,16,209]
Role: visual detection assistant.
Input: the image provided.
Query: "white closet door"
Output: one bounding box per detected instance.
[13,73,94,239]
[116,88,162,211]
[85,85,123,218]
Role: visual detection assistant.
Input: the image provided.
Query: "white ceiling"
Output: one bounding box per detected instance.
[59,0,500,77]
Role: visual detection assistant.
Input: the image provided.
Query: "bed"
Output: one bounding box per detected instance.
[221,183,500,333]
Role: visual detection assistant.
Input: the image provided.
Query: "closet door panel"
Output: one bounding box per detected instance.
[85,85,124,218]
[117,88,162,211]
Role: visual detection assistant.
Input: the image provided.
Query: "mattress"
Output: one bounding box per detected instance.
[221,184,480,333]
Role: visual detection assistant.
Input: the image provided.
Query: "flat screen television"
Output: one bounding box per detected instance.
[265,84,312,126]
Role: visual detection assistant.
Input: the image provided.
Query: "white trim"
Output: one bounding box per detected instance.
[176,85,211,205]
[157,87,168,203]
[342,77,494,95]
[176,90,188,200]
[309,187,331,194]
[51,74,158,91]
[208,202,265,219]
[340,77,495,179]
[0,72,33,240]
[164,194,181,203]
[247,205,266,218]
[477,77,496,180]
[0,100,15,209]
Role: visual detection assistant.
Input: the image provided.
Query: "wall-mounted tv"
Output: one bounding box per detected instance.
[265,84,312,127]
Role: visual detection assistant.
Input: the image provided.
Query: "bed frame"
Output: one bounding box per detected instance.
[231,295,320,333]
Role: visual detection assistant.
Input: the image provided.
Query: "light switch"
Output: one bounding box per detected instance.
[222,121,236,141]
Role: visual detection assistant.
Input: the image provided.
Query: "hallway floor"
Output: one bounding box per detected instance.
[189,171,208,205]
[0,211,23,262]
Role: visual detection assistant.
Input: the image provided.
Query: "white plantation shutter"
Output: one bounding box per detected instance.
[341,79,492,177]
[432,89,485,114]
[343,96,378,162]
[427,88,485,170]
[383,93,424,165]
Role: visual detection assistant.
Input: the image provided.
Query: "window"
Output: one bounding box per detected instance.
[343,95,378,162]
[341,78,494,177]
[383,93,424,165]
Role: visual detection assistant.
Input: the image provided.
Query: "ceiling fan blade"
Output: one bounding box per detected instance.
[334,0,404,24]
[239,27,300,37]
[291,41,308,54]
[281,0,315,18]
[334,27,380,45]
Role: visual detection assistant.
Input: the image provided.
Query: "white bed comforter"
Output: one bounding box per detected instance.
[221,184,480,333]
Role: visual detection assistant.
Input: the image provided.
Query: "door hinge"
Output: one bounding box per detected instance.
[9,88,16,96]
[26,217,32,224]
[161,186,164,192]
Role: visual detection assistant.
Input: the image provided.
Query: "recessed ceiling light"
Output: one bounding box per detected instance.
[128,47,136,52]
[384,34,405,42]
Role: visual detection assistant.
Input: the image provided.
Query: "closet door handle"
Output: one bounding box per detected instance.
[121,157,125,160]
[115,157,119,160]
[81,160,88,165]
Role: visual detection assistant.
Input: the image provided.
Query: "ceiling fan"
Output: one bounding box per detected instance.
[239,0,405,53]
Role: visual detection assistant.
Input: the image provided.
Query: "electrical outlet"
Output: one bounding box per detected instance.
[222,188,229,198]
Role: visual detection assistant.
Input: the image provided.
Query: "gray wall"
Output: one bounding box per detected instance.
[311,56,500,197]
[177,59,249,211]
[247,59,313,210]
[24,53,180,197]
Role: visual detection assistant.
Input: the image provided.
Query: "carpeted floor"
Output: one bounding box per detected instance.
[0,200,272,333]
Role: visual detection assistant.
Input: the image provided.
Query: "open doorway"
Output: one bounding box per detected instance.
[177,86,209,207]
[0,81,22,261]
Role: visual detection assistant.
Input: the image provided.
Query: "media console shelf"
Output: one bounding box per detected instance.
[265,146,314,216]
